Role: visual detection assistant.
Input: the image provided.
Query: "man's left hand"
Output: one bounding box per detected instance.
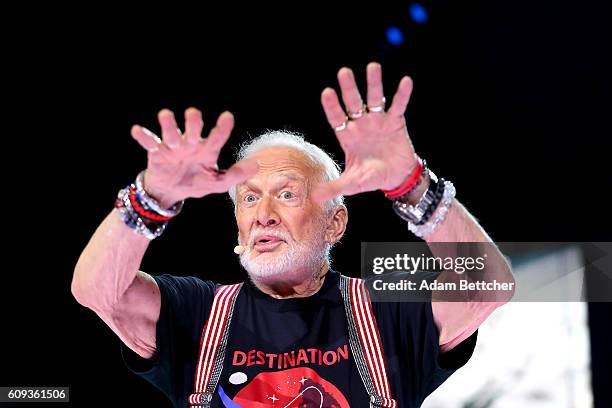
[313,63,418,203]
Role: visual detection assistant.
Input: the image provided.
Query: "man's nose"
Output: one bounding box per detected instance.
[256,196,280,227]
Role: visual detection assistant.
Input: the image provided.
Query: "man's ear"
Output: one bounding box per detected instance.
[325,204,348,244]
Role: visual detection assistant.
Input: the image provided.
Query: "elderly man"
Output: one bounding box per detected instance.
[72,63,513,408]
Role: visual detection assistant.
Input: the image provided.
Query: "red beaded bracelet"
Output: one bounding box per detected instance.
[381,158,424,199]
[128,185,173,222]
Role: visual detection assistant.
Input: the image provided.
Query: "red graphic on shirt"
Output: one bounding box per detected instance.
[233,367,349,407]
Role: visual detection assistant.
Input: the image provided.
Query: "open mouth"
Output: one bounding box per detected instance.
[258,238,274,244]
[253,235,284,252]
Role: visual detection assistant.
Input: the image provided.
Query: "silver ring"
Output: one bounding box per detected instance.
[347,104,366,120]
[367,97,386,113]
[333,121,347,132]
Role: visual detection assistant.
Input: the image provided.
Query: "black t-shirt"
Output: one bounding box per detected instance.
[120,270,477,407]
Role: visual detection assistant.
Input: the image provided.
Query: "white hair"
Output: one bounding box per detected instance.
[228,130,345,209]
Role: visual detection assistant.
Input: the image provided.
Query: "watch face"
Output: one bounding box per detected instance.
[393,202,420,223]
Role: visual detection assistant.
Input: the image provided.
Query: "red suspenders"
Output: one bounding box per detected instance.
[188,277,397,408]
[188,283,242,407]
[339,276,398,408]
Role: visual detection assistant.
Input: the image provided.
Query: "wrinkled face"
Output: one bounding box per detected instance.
[235,147,331,284]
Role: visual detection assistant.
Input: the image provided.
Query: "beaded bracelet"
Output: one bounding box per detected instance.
[407,180,456,238]
[128,185,173,223]
[115,187,167,240]
[135,170,184,217]
[415,176,446,225]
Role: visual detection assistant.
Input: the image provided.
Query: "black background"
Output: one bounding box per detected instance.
[2,1,611,406]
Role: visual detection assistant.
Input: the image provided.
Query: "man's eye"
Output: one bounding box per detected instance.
[280,191,294,199]
[244,194,257,203]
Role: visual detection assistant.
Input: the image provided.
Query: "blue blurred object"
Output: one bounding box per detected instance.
[409,3,428,24]
[385,26,405,46]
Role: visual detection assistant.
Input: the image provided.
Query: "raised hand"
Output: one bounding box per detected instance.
[130,108,258,208]
[312,63,418,203]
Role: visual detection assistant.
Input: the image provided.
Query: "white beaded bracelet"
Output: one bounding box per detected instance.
[135,170,184,217]
[407,180,456,238]
[116,186,167,240]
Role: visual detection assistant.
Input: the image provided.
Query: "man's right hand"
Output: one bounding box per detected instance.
[131,108,258,208]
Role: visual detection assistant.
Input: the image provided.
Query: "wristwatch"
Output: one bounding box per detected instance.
[392,170,444,224]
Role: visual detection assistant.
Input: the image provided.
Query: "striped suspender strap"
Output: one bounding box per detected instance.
[339,276,397,408]
[188,283,243,407]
